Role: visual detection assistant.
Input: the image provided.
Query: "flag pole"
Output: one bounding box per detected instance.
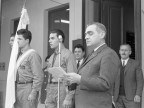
[23,0,27,8]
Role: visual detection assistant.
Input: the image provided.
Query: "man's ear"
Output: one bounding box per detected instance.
[129,50,132,55]
[26,39,29,44]
[100,31,105,39]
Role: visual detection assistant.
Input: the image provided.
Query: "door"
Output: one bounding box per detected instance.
[84,0,123,55]
[102,1,123,55]
[85,0,140,60]
[48,4,69,56]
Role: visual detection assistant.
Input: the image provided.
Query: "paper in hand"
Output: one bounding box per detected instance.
[48,67,67,80]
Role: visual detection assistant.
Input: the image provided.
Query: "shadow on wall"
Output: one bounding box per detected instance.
[0,92,3,108]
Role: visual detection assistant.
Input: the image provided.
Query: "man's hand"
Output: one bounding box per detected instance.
[28,94,36,102]
[63,99,72,108]
[134,95,141,102]
[64,73,81,84]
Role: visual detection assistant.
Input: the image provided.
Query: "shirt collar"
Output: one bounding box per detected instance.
[76,58,84,62]
[76,58,84,65]
[20,47,31,54]
[94,43,106,52]
[121,58,129,65]
[54,44,65,54]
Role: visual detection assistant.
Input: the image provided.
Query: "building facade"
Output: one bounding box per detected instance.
[0,0,143,107]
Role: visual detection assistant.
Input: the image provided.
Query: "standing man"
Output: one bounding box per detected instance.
[65,22,120,108]
[45,29,77,108]
[74,44,85,69]
[14,29,44,108]
[114,44,143,108]
[40,56,50,104]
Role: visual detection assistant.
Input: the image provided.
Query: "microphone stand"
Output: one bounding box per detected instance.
[57,36,61,108]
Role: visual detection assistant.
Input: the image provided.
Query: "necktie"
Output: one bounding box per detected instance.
[77,60,80,69]
[120,60,125,95]
[49,52,57,83]
[122,60,125,67]
[16,51,22,82]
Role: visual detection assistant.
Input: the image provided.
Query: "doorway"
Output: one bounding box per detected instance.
[84,0,141,61]
[48,4,69,56]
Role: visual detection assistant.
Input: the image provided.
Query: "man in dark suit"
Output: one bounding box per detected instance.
[64,22,120,108]
[74,44,85,69]
[114,44,143,108]
[40,56,50,104]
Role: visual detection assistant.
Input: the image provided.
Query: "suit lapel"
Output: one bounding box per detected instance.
[78,44,107,72]
[124,59,132,74]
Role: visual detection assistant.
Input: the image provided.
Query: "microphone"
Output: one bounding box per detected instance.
[58,35,62,67]
[58,35,62,42]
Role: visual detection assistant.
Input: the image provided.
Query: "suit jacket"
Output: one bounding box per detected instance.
[75,44,120,108]
[114,58,143,101]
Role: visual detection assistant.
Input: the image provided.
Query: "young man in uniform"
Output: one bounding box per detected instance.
[9,33,15,48]
[14,29,44,108]
[45,29,77,108]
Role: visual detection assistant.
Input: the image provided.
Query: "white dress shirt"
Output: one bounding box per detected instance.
[121,58,129,66]
[76,58,84,67]
[94,43,106,52]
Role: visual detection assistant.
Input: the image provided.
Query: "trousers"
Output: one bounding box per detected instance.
[45,84,66,108]
[14,83,38,108]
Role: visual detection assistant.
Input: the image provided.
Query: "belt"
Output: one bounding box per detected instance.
[49,82,62,84]
[16,81,33,84]
[68,83,77,91]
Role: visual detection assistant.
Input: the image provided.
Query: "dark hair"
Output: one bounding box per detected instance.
[74,44,85,52]
[17,29,32,43]
[50,29,65,43]
[45,55,50,62]
[120,44,132,51]
[10,33,15,37]
[87,22,107,38]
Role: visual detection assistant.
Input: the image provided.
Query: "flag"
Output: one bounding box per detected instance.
[5,7,30,108]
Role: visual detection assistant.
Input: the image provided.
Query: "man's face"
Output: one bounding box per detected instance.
[85,25,102,47]
[49,33,59,49]
[17,35,27,48]
[9,36,15,48]
[74,48,85,60]
[119,45,131,60]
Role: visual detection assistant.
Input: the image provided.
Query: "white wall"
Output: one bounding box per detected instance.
[141,0,144,74]
[141,0,144,107]
[0,0,82,106]
[0,0,82,78]
[69,0,82,50]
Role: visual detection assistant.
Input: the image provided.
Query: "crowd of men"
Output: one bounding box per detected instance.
[9,22,143,108]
